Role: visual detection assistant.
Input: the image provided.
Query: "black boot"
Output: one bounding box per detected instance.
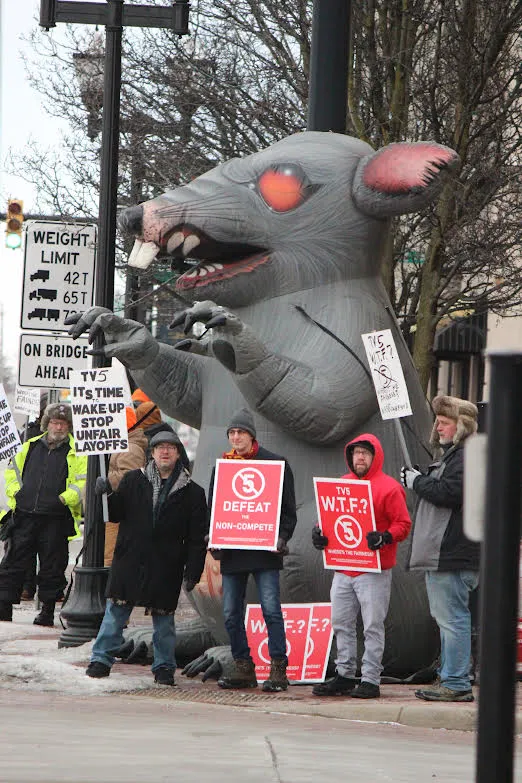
[0,602,13,622]
[33,601,55,627]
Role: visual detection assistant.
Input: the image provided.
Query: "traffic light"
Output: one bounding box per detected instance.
[5,199,24,249]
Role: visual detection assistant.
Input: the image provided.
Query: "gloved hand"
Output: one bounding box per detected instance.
[366,530,393,550]
[95,476,112,496]
[312,525,329,550]
[277,536,289,556]
[183,577,197,593]
[400,466,421,490]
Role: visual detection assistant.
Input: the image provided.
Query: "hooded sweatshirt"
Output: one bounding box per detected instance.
[341,433,411,577]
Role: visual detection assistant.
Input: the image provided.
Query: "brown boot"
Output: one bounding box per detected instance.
[218,658,258,689]
[262,658,289,692]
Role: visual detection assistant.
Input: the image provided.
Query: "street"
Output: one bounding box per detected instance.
[0,689,496,783]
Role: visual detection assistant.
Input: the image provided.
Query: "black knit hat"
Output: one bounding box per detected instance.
[226,408,256,439]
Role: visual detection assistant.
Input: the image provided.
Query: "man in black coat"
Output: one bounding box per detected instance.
[401,395,480,703]
[207,408,297,693]
[86,430,208,686]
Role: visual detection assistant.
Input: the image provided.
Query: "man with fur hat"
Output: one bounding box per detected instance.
[312,434,411,699]
[86,429,207,685]
[207,408,297,693]
[0,403,86,625]
[401,395,480,703]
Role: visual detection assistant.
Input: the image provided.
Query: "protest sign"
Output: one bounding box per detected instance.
[246,603,333,683]
[361,329,412,419]
[0,384,22,462]
[70,367,129,455]
[13,385,41,418]
[313,477,381,572]
[209,459,284,550]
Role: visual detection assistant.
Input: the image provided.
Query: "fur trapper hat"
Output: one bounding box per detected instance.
[430,395,478,447]
[41,403,73,432]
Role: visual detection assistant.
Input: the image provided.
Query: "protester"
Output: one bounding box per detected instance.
[207,408,297,693]
[312,434,411,699]
[103,406,148,567]
[401,395,480,703]
[86,430,208,685]
[135,401,175,459]
[0,403,86,625]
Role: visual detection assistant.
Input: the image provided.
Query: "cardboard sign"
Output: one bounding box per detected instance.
[70,367,129,455]
[246,603,333,683]
[361,329,412,419]
[209,459,284,550]
[0,385,22,462]
[313,477,381,572]
[14,385,41,418]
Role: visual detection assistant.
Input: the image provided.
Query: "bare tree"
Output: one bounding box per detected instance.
[11,0,522,390]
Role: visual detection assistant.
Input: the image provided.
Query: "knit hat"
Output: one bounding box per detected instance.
[41,403,73,432]
[430,395,478,447]
[226,408,256,439]
[136,401,162,428]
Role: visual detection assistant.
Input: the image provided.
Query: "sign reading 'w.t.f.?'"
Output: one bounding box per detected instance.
[361,329,412,419]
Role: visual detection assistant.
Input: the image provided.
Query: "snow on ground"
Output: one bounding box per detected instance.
[0,605,153,696]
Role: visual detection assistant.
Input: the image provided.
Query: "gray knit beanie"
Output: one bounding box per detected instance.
[40,403,73,432]
[226,408,256,439]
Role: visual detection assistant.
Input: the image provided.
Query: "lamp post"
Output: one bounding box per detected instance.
[39,0,190,647]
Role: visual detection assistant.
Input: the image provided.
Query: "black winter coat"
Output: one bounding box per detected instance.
[106,467,208,611]
[208,445,297,574]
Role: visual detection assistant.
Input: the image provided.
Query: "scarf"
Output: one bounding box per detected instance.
[222,440,260,460]
[145,459,183,525]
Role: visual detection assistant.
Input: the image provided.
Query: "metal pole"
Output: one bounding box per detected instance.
[476,351,522,783]
[307,0,351,132]
[59,0,124,646]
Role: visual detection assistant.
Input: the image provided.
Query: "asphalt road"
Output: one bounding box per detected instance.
[1,689,519,783]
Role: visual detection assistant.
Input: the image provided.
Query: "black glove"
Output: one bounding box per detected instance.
[277,536,289,556]
[312,525,329,550]
[95,476,112,496]
[366,530,393,550]
[183,577,197,593]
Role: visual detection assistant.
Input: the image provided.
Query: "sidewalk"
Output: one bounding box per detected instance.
[1,600,520,734]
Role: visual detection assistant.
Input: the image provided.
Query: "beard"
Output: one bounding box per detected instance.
[47,430,69,447]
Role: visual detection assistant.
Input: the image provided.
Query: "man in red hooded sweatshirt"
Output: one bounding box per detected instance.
[311,434,411,699]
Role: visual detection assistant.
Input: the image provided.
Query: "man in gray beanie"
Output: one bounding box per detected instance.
[0,403,86,626]
[401,395,480,703]
[204,407,297,693]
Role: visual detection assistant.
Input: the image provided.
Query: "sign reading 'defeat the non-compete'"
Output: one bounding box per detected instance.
[70,367,129,455]
[361,329,412,419]
[246,603,334,683]
[0,384,22,463]
[209,459,284,550]
[313,478,381,572]
[18,333,91,388]
[21,221,96,332]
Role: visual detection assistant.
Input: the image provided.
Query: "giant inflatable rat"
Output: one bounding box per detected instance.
[69,131,458,677]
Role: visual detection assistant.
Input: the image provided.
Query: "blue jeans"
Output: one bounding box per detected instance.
[222,570,287,661]
[91,599,176,673]
[425,570,479,692]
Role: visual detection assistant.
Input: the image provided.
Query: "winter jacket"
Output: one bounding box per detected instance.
[106,466,208,611]
[342,433,411,577]
[0,433,87,540]
[407,443,481,572]
[208,445,297,574]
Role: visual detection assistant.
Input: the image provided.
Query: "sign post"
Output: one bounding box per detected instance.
[361,329,413,468]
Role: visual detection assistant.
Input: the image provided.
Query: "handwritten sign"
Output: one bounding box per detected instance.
[314,477,381,572]
[13,385,41,418]
[361,329,412,419]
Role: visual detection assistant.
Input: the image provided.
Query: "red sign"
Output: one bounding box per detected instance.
[209,459,284,550]
[313,477,381,572]
[245,603,333,683]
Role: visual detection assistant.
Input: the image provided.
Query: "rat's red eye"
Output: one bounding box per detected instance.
[258,167,306,212]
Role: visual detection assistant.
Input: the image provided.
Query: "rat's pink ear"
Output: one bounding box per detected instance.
[352,142,459,218]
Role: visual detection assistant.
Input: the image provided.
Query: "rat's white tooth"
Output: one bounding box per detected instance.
[167,232,184,253]
[205,263,216,273]
[128,239,143,266]
[197,266,208,276]
[213,263,224,270]
[184,270,198,278]
[128,241,159,269]
[182,235,201,256]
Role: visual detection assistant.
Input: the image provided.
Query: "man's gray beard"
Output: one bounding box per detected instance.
[47,431,69,448]
[439,436,454,445]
